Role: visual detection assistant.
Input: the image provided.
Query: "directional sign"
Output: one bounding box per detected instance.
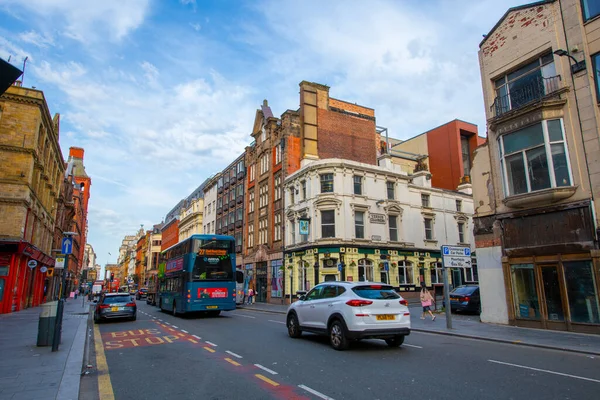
[441,245,472,268]
[55,257,65,269]
[61,237,73,255]
[27,260,37,269]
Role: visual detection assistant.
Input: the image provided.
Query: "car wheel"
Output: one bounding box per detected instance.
[93,313,99,324]
[287,313,302,338]
[329,320,349,351]
[131,314,137,321]
[385,335,405,347]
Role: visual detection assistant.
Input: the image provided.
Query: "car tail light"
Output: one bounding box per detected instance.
[369,285,382,289]
[346,299,373,307]
[187,294,191,299]
[463,296,471,302]
[126,302,136,307]
[403,312,410,316]
[355,314,369,317]
[98,304,109,309]
[399,299,408,306]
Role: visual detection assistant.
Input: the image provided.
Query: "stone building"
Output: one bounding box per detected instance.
[0,83,65,313]
[145,223,163,287]
[474,0,600,333]
[203,173,220,235]
[178,182,206,242]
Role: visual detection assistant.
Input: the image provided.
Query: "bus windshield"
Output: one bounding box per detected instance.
[191,238,235,281]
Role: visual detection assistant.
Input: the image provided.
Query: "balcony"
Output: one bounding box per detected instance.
[237,195,244,204]
[223,202,229,211]
[216,207,222,215]
[224,181,230,190]
[231,175,237,183]
[492,75,563,118]
[235,220,243,229]
[229,200,236,208]
[228,223,235,231]
[237,170,245,180]
[218,186,223,194]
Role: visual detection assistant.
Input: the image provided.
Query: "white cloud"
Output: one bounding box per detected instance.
[18,30,54,48]
[190,23,201,31]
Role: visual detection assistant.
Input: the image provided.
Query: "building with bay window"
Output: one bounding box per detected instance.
[283,157,475,302]
[474,0,600,333]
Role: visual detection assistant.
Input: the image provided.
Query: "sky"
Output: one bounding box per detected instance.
[0,0,526,271]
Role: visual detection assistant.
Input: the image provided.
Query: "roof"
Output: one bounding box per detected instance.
[479,0,556,48]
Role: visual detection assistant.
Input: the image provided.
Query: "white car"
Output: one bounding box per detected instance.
[286,281,411,350]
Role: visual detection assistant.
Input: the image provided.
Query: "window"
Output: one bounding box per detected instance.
[274,214,282,241]
[290,220,295,245]
[261,124,267,142]
[353,175,362,195]
[354,211,365,239]
[216,217,222,230]
[456,199,462,212]
[274,175,281,201]
[259,219,267,244]
[593,53,600,102]
[321,210,335,238]
[230,189,235,201]
[289,188,295,205]
[511,264,539,320]
[275,143,282,164]
[582,0,600,21]
[358,259,374,282]
[424,218,433,240]
[248,192,255,213]
[236,185,243,197]
[235,232,242,248]
[494,53,558,116]
[430,262,443,284]
[236,160,245,174]
[465,258,478,283]
[320,173,334,193]
[217,177,223,189]
[247,224,254,248]
[224,172,230,185]
[301,180,307,200]
[249,164,255,181]
[229,212,234,225]
[499,119,571,196]
[397,261,413,285]
[421,194,430,207]
[564,261,600,324]
[389,215,398,242]
[236,208,243,221]
[260,154,269,175]
[259,184,268,208]
[386,181,395,200]
[461,135,471,176]
[458,222,465,243]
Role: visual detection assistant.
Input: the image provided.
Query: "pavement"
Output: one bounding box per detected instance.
[239,301,600,356]
[0,298,91,400]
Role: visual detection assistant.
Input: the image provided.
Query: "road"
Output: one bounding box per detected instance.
[86,300,600,400]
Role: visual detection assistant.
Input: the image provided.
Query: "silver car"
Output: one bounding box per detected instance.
[94,293,137,323]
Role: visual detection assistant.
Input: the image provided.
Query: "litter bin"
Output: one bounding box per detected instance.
[37,301,58,346]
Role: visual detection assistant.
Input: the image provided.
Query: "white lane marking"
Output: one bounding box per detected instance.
[225,351,242,359]
[403,344,423,349]
[172,325,179,329]
[165,322,170,325]
[268,320,285,325]
[254,364,278,375]
[158,319,163,322]
[488,360,600,383]
[181,330,188,333]
[235,314,256,319]
[298,384,335,400]
[152,317,156,319]
[206,341,218,347]
[192,335,201,340]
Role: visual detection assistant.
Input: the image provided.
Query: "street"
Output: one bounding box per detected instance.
[86,301,600,400]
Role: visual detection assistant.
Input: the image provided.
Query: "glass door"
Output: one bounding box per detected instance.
[539,265,567,329]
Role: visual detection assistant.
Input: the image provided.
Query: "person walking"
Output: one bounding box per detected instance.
[247,287,254,305]
[420,286,436,321]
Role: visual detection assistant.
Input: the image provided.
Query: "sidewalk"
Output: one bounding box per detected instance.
[239,302,600,356]
[0,298,91,400]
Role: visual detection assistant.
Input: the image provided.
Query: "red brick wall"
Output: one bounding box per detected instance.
[317,109,377,165]
[286,136,302,175]
[161,220,179,251]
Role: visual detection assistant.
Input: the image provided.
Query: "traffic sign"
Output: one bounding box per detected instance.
[441,245,472,268]
[46,268,54,276]
[55,257,65,269]
[40,266,48,273]
[61,237,73,255]
[27,260,37,269]
[337,263,342,272]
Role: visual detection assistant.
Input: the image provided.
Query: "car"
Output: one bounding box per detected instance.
[136,288,148,300]
[449,285,481,314]
[94,293,137,323]
[286,282,411,350]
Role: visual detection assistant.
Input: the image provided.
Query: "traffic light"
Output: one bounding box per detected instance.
[110,273,114,282]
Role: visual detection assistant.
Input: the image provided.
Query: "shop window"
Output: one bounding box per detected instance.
[511,264,540,320]
[397,261,413,285]
[358,259,374,282]
[430,262,443,284]
[564,261,600,324]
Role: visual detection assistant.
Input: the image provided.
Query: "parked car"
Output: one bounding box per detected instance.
[449,285,481,314]
[136,288,148,300]
[94,293,137,323]
[286,282,411,350]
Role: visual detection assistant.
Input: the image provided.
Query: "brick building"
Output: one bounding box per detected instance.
[0,83,65,313]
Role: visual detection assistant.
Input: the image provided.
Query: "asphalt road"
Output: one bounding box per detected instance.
[91,300,600,400]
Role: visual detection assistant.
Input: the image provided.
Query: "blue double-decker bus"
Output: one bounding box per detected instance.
[158,234,236,316]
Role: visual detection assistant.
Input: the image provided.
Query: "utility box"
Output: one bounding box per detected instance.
[37,301,58,346]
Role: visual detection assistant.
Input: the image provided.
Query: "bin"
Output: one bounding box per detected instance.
[37,301,58,346]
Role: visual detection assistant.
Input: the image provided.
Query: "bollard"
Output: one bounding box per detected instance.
[37,301,58,346]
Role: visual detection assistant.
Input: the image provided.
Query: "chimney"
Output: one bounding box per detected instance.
[69,147,84,159]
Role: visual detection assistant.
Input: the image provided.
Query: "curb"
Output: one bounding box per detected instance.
[244,307,600,357]
[57,316,88,400]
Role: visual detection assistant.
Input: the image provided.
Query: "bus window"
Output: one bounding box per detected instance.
[193,254,233,281]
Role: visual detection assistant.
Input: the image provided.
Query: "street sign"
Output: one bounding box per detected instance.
[441,245,472,268]
[40,266,48,273]
[61,237,73,255]
[55,257,65,269]
[337,263,342,272]
[46,268,54,276]
[27,260,37,269]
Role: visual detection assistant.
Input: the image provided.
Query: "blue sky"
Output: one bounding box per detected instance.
[0,0,524,269]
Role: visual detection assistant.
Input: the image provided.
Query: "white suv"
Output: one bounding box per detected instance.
[286,281,411,350]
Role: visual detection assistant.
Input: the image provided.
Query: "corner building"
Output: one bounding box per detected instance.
[474,0,600,333]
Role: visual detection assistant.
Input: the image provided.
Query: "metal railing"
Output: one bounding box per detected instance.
[492,75,562,117]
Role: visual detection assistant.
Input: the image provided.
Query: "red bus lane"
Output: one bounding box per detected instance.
[97,320,313,400]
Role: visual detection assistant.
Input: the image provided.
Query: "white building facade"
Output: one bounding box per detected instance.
[203,174,219,235]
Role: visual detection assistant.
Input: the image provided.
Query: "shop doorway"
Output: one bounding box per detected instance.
[539,264,567,330]
[256,262,268,303]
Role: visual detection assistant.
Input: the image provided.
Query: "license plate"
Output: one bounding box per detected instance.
[376,314,395,321]
[111,306,119,311]
[206,305,218,309]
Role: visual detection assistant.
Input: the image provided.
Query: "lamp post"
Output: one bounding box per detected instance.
[52,231,77,352]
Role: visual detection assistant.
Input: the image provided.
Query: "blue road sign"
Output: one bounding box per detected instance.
[338,263,342,272]
[464,248,471,256]
[442,246,450,255]
[61,237,73,255]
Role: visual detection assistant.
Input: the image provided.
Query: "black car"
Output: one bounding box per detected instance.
[449,285,481,314]
[136,288,148,300]
[94,293,137,323]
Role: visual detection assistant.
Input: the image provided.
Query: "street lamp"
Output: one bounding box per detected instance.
[553,49,586,74]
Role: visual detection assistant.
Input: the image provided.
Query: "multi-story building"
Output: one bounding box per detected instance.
[161,200,184,252]
[82,243,96,286]
[474,0,600,333]
[117,235,136,284]
[135,229,149,286]
[145,223,163,286]
[0,83,66,313]
[203,173,220,235]
[178,182,206,241]
[216,154,245,263]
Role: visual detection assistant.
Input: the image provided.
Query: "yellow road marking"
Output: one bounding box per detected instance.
[178,333,185,337]
[225,357,241,366]
[255,374,279,387]
[204,346,216,353]
[188,339,198,344]
[94,324,115,400]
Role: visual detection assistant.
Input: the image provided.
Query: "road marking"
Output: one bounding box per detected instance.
[178,333,185,337]
[181,330,188,333]
[255,374,279,387]
[225,350,242,359]
[488,360,600,383]
[225,357,241,366]
[172,325,179,329]
[268,320,285,325]
[203,346,216,353]
[192,335,201,340]
[205,341,218,347]
[254,364,278,375]
[235,314,256,319]
[94,324,115,400]
[298,384,335,400]
[188,339,198,344]
[403,344,423,349]
[158,319,162,321]
[165,322,170,325]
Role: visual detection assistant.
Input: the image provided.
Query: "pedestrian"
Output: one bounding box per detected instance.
[247,287,254,305]
[420,286,436,321]
[74,289,79,299]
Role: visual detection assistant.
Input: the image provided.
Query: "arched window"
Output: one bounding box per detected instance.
[358,258,374,282]
[80,182,85,192]
[397,261,414,285]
